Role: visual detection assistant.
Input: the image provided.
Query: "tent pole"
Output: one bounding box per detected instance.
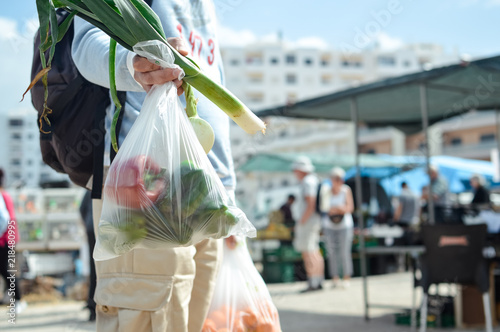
[350,97,369,320]
[420,83,435,225]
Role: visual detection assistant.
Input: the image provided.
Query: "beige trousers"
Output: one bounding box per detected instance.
[92,199,222,332]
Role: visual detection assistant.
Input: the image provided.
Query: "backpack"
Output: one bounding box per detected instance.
[30,1,152,198]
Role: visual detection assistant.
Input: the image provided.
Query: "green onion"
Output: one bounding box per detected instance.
[28,0,266,138]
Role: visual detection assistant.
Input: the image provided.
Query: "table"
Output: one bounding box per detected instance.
[362,246,425,329]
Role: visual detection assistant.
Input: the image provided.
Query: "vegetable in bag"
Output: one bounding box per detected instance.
[203,237,282,332]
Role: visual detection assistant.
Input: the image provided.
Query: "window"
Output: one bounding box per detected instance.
[285,54,296,64]
[28,133,34,140]
[230,59,239,66]
[377,56,396,66]
[304,58,313,66]
[246,92,264,103]
[27,159,33,165]
[286,74,297,84]
[321,74,333,85]
[366,149,376,154]
[403,60,411,67]
[321,59,329,66]
[480,133,495,142]
[281,179,289,186]
[450,138,462,146]
[11,133,21,140]
[247,72,263,83]
[11,173,21,180]
[270,57,279,65]
[11,159,21,166]
[341,60,363,68]
[9,119,23,127]
[246,53,263,65]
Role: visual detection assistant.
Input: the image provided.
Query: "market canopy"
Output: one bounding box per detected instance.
[257,55,500,134]
[237,152,420,173]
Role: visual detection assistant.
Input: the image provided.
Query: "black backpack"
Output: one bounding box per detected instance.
[30,2,152,197]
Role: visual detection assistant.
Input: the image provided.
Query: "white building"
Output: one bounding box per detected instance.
[221,41,460,224]
[0,108,66,188]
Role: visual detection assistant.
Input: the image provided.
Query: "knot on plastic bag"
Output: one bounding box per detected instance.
[133,40,185,81]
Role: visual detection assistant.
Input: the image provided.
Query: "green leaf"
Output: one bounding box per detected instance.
[36,0,51,48]
[55,0,100,21]
[81,0,138,47]
[47,4,59,64]
[74,11,133,51]
[128,0,166,39]
[113,0,166,43]
[109,38,122,153]
[40,10,77,52]
[56,10,77,42]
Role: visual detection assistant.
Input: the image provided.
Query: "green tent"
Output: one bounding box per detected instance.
[238,152,411,173]
[257,55,500,134]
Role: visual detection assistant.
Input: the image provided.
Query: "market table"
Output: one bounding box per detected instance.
[363,246,425,329]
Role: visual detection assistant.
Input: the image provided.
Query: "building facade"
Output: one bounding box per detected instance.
[1,109,66,188]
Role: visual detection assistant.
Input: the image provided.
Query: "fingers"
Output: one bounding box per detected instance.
[167,37,189,56]
[133,55,161,72]
[134,67,183,86]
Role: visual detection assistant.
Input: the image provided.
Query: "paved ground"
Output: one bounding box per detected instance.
[0,273,498,332]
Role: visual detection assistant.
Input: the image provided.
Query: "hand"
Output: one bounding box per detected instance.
[132,37,189,94]
[225,236,237,250]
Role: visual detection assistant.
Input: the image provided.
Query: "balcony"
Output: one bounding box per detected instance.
[441,140,498,159]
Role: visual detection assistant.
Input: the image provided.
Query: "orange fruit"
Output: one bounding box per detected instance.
[256,322,275,332]
[209,311,227,328]
[217,329,230,332]
[241,307,258,328]
[202,319,217,332]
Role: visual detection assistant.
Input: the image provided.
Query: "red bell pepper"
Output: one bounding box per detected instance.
[104,155,166,209]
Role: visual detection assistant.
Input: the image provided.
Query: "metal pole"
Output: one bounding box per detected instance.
[420,83,435,225]
[350,97,369,320]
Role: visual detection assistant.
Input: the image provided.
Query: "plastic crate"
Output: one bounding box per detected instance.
[279,245,302,262]
[395,311,438,328]
[262,262,295,283]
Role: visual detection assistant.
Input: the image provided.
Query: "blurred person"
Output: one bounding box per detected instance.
[421,165,449,222]
[280,194,296,228]
[0,169,26,313]
[79,191,96,321]
[322,167,354,288]
[393,182,419,228]
[470,174,490,206]
[421,165,449,205]
[292,156,324,292]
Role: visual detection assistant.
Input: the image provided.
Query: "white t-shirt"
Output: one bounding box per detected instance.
[322,184,354,230]
[299,174,320,225]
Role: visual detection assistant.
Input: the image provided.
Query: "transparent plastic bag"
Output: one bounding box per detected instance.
[203,237,281,332]
[94,42,256,261]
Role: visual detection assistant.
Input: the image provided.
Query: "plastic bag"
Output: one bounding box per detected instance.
[203,237,281,332]
[94,41,256,261]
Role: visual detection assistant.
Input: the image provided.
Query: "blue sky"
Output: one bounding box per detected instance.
[1,0,499,112]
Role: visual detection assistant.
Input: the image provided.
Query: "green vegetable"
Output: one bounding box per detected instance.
[99,209,148,255]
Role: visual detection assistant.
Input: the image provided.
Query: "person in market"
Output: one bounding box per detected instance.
[72,2,236,331]
[0,169,27,313]
[470,174,490,207]
[79,191,96,321]
[291,156,324,292]
[321,167,354,288]
[280,194,296,228]
[393,182,419,229]
[421,165,449,222]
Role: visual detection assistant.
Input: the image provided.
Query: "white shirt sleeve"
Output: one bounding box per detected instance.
[71,17,144,92]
